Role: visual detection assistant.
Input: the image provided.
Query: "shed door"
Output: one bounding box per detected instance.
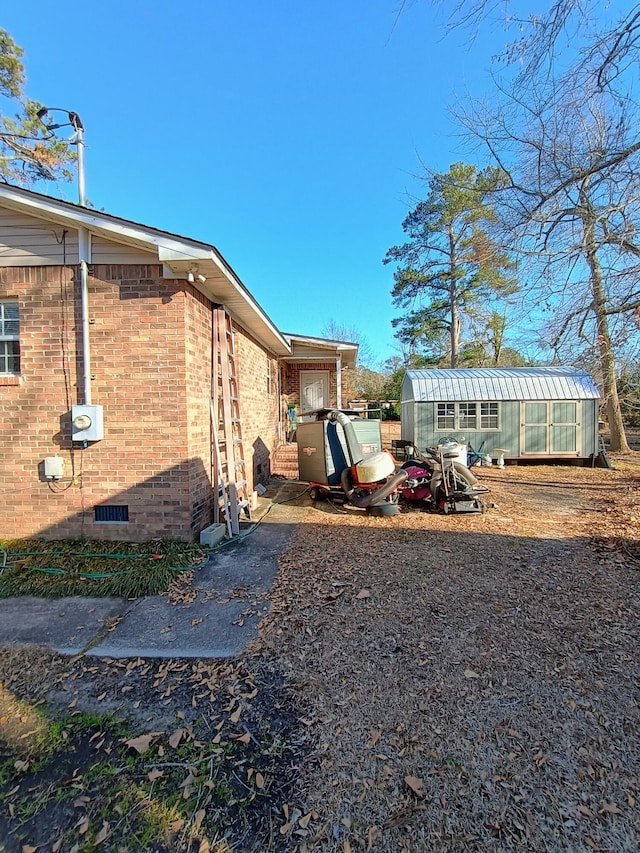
[522,402,549,453]
[521,401,579,454]
[550,401,579,454]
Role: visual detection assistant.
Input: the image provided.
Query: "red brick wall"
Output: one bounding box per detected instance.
[184,287,215,536]
[0,264,198,541]
[0,264,283,542]
[233,323,280,483]
[281,362,339,411]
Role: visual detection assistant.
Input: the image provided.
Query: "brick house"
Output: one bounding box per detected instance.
[0,184,356,541]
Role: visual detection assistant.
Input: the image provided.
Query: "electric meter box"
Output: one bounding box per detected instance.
[71,404,104,441]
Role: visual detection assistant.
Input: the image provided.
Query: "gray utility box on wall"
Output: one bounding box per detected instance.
[297,418,383,485]
[71,405,104,442]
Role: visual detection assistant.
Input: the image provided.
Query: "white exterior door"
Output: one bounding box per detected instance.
[300,371,329,421]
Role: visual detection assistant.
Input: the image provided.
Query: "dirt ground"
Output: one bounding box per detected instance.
[1,454,639,852]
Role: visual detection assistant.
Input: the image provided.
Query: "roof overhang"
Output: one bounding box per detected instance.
[281,333,358,370]
[0,183,291,357]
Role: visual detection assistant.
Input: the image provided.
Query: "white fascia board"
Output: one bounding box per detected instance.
[0,184,291,355]
[0,183,215,257]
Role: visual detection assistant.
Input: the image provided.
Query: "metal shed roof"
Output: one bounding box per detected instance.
[404,367,601,402]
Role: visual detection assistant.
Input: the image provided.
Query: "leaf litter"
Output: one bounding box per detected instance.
[0,455,639,851]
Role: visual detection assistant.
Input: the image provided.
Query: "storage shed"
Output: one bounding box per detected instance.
[401,367,601,463]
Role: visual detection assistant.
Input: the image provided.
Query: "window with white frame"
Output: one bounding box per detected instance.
[437,401,499,431]
[0,300,20,374]
[437,402,455,430]
[480,401,499,429]
[459,402,477,430]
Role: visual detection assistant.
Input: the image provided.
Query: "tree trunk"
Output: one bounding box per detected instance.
[450,287,460,368]
[580,187,631,453]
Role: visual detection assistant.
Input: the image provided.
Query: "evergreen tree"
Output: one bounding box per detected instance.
[384,163,517,367]
[0,29,73,184]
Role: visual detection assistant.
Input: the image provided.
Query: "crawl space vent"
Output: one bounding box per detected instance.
[94,505,129,523]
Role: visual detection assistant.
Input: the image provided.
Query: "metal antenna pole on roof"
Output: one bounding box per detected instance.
[36,108,86,207]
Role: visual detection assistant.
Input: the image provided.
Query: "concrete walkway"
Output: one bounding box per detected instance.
[0,482,310,659]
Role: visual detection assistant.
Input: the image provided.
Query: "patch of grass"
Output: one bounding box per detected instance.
[0,537,209,598]
[0,661,307,852]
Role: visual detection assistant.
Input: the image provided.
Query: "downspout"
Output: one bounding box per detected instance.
[75,114,92,405]
[336,355,342,409]
[79,235,92,404]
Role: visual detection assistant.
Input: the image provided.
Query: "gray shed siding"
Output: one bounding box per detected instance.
[401,368,600,460]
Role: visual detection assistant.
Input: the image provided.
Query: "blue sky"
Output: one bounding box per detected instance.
[3,0,512,366]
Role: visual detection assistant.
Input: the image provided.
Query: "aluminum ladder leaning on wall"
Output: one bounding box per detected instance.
[211,306,251,536]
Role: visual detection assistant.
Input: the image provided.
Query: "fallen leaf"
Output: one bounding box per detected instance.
[356,588,370,599]
[255,772,265,789]
[230,707,242,724]
[77,816,90,835]
[367,825,380,850]
[93,821,110,846]
[193,808,206,831]
[147,768,164,782]
[169,728,184,748]
[464,669,480,679]
[124,732,162,754]
[299,812,312,829]
[404,775,425,797]
[280,822,292,835]
[22,846,37,853]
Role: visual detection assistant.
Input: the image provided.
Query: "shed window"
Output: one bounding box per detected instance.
[480,402,499,429]
[437,403,455,430]
[0,300,20,374]
[437,401,500,431]
[459,403,477,430]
